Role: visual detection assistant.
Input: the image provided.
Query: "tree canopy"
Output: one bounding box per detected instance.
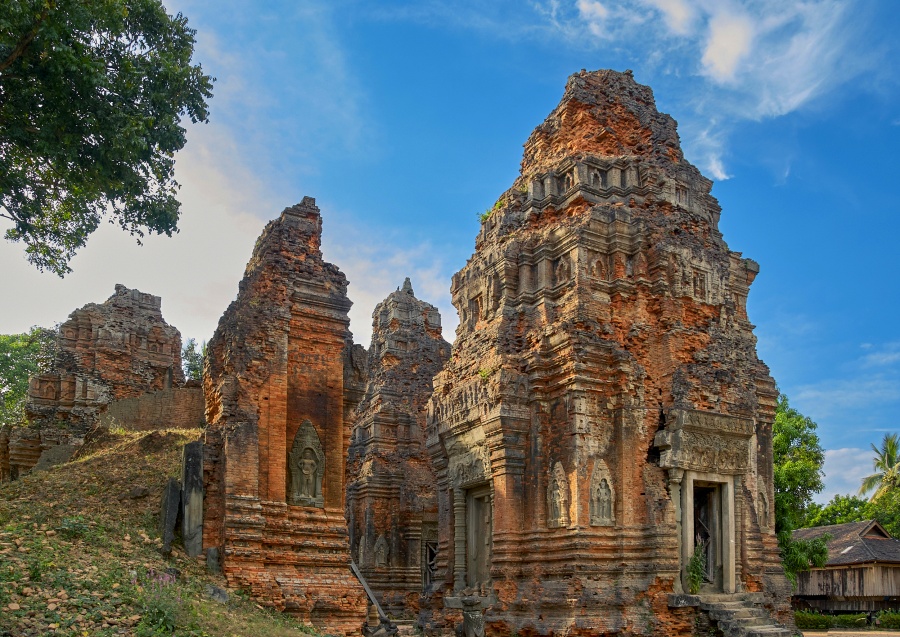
[0,327,57,427]
[772,392,828,585]
[804,494,869,528]
[181,337,205,381]
[0,0,213,275]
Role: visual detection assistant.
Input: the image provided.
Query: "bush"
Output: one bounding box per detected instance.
[877,610,900,628]
[56,516,90,539]
[794,610,832,629]
[832,613,867,628]
[687,543,706,594]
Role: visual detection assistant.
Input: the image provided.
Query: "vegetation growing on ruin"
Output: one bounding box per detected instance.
[478,197,504,222]
[686,543,706,594]
[0,427,325,636]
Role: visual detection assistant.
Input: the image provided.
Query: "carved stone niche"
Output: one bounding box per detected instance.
[547,461,569,528]
[288,419,325,507]
[654,409,754,475]
[589,460,615,526]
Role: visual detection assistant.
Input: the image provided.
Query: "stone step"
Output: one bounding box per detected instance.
[701,600,749,611]
[722,624,790,637]
[743,628,790,637]
[393,620,417,637]
[718,615,771,628]
[709,607,768,621]
[697,592,788,637]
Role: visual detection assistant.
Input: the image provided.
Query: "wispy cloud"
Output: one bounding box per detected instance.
[380,1,874,181]
[819,447,872,502]
[321,220,458,346]
[862,341,900,367]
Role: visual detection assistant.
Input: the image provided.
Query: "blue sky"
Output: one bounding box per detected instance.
[1,0,898,502]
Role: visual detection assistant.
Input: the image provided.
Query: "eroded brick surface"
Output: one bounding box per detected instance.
[423,69,790,635]
[202,197,367,636]
[2,285,184,481]
[346,278,451,617]
[25,284,184,431]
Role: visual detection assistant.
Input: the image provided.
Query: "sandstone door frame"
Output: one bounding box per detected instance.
[465,484,493,589]
[681,471,736,594]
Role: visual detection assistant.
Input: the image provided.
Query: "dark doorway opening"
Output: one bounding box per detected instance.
[693,483,722,591]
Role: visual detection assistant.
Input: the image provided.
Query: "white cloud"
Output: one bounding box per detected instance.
[793,377,900,421]
[577,0,608,21]
[321,222,458,347]
[547,0,871,178]
[645,0,695,35]
[819,447,872,503]
[862,342,900,367]
[701,11,755,83]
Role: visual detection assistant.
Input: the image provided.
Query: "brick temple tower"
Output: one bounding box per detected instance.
[424,70,791,636]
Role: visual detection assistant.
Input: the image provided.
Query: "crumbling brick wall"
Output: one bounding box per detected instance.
[202,197,367,636]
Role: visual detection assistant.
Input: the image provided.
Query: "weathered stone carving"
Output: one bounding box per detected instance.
[374,534,388,567]
[547,461,569,528]
[590,460,615,526]
[654,409,753,475]
[288,420,324,507]
[450,444,490,488]
[424,69,788,635]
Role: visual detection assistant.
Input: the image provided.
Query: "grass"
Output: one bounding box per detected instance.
[0,428,325,637]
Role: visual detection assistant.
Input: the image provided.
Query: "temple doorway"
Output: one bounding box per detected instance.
[466,486,492,588]
[693,483,723,592]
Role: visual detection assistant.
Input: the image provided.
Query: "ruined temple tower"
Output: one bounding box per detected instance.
[2,285,184,481]
[424,70,790,635]
[346,278,451,616]
[202,197,368,635]
[26,284,184,431]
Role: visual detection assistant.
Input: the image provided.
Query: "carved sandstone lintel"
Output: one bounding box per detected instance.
[449,444,491,489]
[654,409,753,475]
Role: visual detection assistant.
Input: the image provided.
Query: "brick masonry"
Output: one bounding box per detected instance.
[202,197,368,636]
[422,69,791,635]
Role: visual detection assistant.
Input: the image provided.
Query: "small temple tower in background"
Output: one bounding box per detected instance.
[346,278,451,617]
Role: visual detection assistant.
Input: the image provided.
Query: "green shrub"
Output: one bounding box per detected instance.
[877,610,900,628]
[687,543,706,594]
[794,610,832,630]
[832,612,867,628]
[56,515,90,539]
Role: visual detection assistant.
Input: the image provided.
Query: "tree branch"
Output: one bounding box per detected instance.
[0,5,52,74]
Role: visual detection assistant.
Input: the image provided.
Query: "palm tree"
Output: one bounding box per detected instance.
[860,433,900,501]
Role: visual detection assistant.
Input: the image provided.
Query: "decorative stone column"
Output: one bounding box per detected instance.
[453,487,467,591]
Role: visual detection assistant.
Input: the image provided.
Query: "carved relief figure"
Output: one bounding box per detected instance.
[288,420,325,507]
[589,461,615,526]
[374,534,388,567]
[758,489,770,530]
[298,449,318,497]
[547,461,569,528]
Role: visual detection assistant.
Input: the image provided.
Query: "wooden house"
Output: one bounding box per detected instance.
[793,520,900,612]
